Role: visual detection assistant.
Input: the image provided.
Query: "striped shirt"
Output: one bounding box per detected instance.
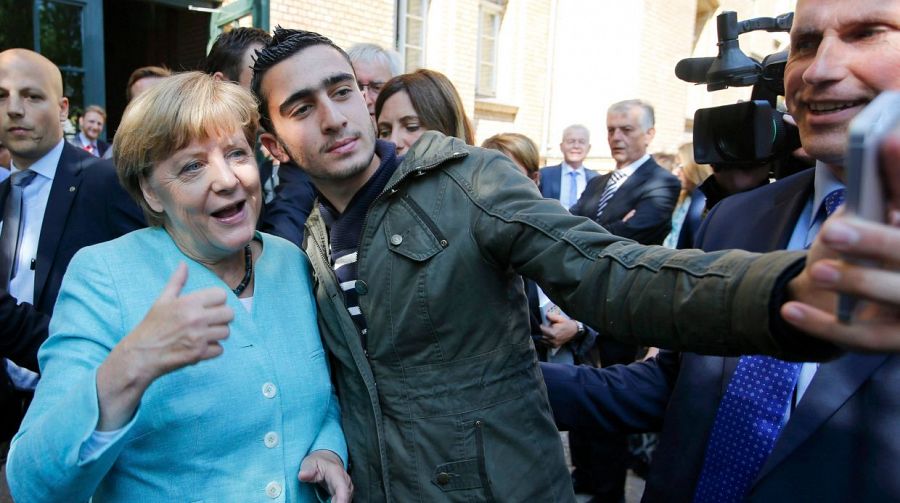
[319,140,399,346]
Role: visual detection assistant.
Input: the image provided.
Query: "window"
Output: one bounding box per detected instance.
[397,0,428,71]
[476,1,503,97]
[0,0,104,116]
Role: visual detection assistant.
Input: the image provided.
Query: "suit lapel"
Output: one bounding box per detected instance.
[34,144,84,304]
[602,160,652,218]
[755,353,890,482]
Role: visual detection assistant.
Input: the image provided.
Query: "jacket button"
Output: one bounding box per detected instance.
[265,481,282,498]
[355,280,368,295]
[436,472,451,485]
[439,239,448,248]
[390,234,403,245]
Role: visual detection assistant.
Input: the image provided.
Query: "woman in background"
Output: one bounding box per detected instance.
[662,142,713,249]
[375,68,474,155]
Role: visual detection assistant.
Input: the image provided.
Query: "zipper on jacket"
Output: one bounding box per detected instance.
[401,193,449,247]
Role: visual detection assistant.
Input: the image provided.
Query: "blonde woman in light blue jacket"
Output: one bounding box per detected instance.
[7,72,351,502]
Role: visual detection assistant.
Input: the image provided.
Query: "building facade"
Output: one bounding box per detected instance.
[0,0,794,170]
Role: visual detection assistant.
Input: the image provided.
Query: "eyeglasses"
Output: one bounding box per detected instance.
[358,81,386,94]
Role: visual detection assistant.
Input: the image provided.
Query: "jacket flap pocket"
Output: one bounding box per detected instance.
[384,196,446,262]
[431,459,482,491]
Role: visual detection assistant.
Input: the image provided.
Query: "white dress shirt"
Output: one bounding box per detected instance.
[783,162,843,414]
[559,163,589,208]
[3,139,64,390]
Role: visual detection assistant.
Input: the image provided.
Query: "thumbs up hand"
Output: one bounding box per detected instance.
[127,263,234,376]
[96,263,234,430]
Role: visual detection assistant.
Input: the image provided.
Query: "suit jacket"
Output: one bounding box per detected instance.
[674,186,708,249]
[68,135,111,158]
[8,228,347,502]
[0,142,144,439]
[543,168,900,502]
[259,160,317,247]
[570,157,680,245]
[538,164,598,201]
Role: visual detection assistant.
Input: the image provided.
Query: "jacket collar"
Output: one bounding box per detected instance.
[387,131,469,191]
[34,142,87,304]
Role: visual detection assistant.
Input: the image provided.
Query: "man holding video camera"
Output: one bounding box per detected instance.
[544,0,900,501]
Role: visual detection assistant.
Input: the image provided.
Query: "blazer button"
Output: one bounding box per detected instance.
[436,472,451,485]
[390,234,403,246]
[265,481,282,498]
[355,280,368,295]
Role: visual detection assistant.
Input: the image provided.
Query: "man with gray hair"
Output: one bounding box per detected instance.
[540,124,598,208]
[346,43,402,120]
[568,99,679,502]
[571,99,680,246]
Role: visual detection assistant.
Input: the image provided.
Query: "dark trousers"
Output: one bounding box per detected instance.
[570,340,638,502]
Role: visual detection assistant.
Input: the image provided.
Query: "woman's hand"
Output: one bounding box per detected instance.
[96,263,233,430]
[299,449,353,503]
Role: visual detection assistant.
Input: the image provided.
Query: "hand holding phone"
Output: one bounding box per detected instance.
[838,91,900,321]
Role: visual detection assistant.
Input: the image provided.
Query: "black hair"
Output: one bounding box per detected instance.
[250,27,352,133]
[204,27,272,82]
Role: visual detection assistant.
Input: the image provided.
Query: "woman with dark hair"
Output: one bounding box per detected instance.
[374,68,474,155]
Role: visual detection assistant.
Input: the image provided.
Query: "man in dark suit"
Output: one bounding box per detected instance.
[539,124,598,208]
[571,100,680,246]
[564,99,679,502]
[543,0,900,500]
[0,49,144,492]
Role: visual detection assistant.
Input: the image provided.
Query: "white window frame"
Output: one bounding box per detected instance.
[396,0,428,71]
[476,0,503,97]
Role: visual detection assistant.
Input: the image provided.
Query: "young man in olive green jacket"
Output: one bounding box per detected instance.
[253,29,900,502]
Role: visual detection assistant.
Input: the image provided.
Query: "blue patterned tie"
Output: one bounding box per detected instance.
[823,188,845,218]
[596,170,626,219]
[693,356,802,502]
[566,170,578,208]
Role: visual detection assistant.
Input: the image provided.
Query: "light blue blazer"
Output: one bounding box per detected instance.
[8,227,346,502]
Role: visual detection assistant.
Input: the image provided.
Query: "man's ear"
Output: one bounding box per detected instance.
[212,71,226,82]
[58,97,69,122]
[139,177,164,214]
[260,132,291,164]
[646,127,656,143]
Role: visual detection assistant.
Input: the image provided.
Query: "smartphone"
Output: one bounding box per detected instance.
[838,91,900,322]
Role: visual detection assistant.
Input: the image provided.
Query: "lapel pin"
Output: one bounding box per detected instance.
[69,186,76,192]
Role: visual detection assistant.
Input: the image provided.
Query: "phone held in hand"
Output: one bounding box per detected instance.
[838,91,900,322]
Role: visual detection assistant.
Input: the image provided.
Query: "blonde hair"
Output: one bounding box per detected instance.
[677,143,713,204]
[482,133,540,178]
[114,71,259,226]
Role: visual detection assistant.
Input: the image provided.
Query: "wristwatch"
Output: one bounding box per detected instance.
[574,321,586,337]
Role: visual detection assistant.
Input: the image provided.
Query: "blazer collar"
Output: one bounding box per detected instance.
[755,353,891,484]
[33,142,86,304]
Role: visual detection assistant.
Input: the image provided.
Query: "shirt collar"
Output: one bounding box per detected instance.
[561,162,586,175]
[812,160,845,218]
[616,153,650,177]
[78,132,95,148]
[10,139,64,182]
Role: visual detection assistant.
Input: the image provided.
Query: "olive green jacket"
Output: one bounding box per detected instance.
[303,132,832,502]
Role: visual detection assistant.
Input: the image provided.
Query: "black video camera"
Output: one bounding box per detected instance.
[676,11,800,167]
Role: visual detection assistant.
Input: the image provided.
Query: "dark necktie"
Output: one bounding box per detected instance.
[595,170,626,219]
[0,170,38,285]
